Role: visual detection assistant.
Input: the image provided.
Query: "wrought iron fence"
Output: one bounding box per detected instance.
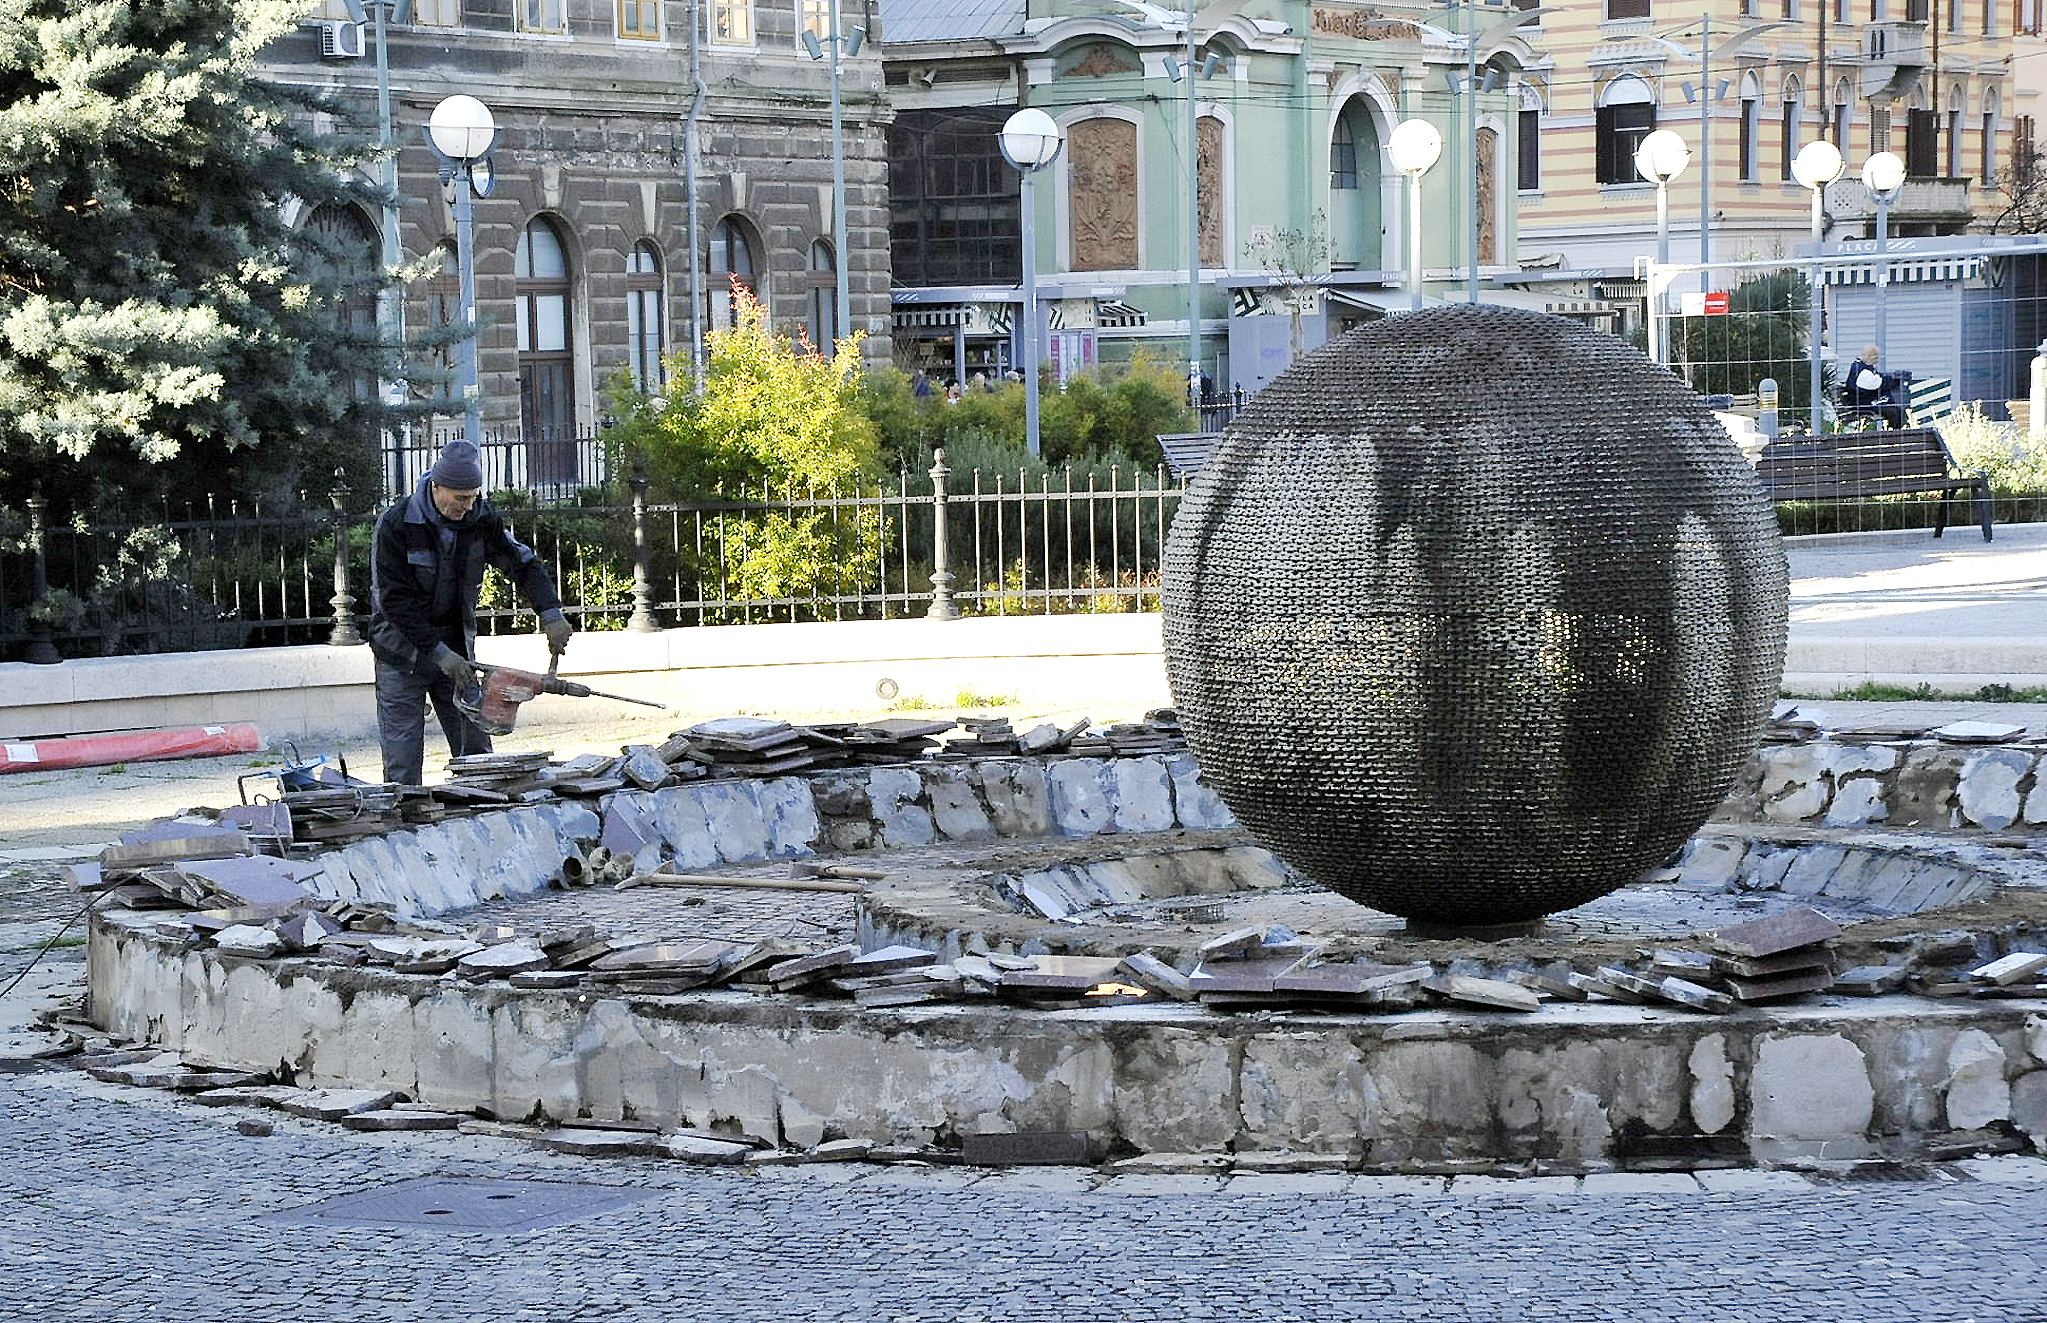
[0,456,1186,661]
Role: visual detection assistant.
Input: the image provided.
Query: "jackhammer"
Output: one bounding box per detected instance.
[456,652,667,736]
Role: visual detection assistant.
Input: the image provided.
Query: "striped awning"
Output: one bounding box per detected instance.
[1095,300,1147,328]
[1597,279,1646,299]
[892,306,971,329]
[1823,256,1983,286]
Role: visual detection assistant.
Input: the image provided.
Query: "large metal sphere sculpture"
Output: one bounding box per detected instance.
[1162,305,1789,926]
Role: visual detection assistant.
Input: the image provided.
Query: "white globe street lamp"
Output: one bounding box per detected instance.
[999,108,1066,459]
[1388,119,1443,312]
[1862,150,1907,361]
[430,95,497,451]
[1634,129,1690,268]
[1792,140,1846,430]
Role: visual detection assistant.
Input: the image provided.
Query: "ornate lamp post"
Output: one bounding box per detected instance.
[998,108,1066,459]
[1388,119,1444,312]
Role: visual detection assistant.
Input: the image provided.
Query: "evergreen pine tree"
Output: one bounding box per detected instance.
[0,0,406,518]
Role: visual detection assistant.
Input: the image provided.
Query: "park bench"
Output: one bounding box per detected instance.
[1753,426,1994,541]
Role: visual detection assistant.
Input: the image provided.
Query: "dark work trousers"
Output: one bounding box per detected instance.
[374,655,492,786]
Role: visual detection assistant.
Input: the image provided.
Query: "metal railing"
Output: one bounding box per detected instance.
[0,453,1187,661]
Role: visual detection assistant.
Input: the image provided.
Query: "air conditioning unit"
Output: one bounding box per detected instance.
[319,19,366,58]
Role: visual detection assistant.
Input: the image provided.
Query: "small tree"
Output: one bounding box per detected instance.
[1992,142,2047,235]
[1244,213,1329,365]
[613,283,884,609]
[0,0,417,520]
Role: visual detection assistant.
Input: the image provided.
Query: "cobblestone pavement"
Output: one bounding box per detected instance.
[1,1065,2043,1322]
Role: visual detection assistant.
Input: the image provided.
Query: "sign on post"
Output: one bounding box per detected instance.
[1680,291,1732,317]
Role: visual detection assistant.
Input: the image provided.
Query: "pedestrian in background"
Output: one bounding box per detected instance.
[366,440,572,785]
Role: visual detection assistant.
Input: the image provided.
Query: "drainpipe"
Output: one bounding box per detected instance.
[685,0,707,394]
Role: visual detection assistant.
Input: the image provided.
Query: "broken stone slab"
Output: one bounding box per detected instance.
[191,1084,305,1109]
[455,1119,549,1140]
[338,1108,465,1131]
[1119,952,1196,1001]
[1565,970,1644,1003]
[274,911,343,952]
[99,832,254,870]
[661,1134,756,1164]
[508,971,585,990]
[843,944,941,977]
[534,1128,668,1157]
[1422,974,1541,1012]
[1191,952,1311,995]
[363,936,484,967]
[1103,1152,1230,1176]
[1228,1150,1354,1174]
[1832,964,1910,995]
[1710,946,1836,979]
[1931,720,2028,744]
[998,955,1127,994]
[175,855,320,908]
[1710,906,1842,959]
[621,745,672,792]
[279,1088,403,1121]
[455,941,551,981]
[1195,926,1265,961]
[1724,968,1837,1002]
[592,940,736,974]
[1970,952,2047,985]
[211,924,284,958]
[1505,969,1588,1002]
[804,1138,873,1162]
[1656,976,1734,1013]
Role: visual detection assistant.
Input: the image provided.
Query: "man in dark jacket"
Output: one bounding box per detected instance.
[367,440,573,784]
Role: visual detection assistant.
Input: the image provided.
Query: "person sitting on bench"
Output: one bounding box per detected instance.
[1839,343,1908,427]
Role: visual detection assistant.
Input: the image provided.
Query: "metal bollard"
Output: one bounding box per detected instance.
[1757,377,1779,440]
[926,447,959,621]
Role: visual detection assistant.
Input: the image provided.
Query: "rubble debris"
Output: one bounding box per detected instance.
[1421,974,1541,1012]
[1708,906,1841,1001]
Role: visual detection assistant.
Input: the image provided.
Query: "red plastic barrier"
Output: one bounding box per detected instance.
[0,722,261,774]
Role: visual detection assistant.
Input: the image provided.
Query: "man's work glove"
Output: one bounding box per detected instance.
[432,644,472,685]
[541,610,573,657]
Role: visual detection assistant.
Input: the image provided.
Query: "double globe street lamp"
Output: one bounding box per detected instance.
[1861,149,1907,361]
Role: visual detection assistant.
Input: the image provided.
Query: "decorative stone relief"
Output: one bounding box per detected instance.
[1070,118,1138,271]
[1476,125,1498,265]
[1198,115,1224,267]
[1065,43,1140,78]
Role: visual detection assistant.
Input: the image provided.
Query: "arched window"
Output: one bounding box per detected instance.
[1833,78,1852,146]
[708,215,758,329]
[1596,76,1656,184]
[626,241,664,392]
[804,239,837,350]
[1982,88,1999,184]
[1330,115,1358,190]
[1948,85,1967,177]
[1780,76,1803,180]
[515,217,575,476]
[1519,86,1544,192]
[1738,72,1762,181]
[299,203,380,402]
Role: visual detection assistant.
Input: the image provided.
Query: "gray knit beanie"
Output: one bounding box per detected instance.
[429,440,484,491]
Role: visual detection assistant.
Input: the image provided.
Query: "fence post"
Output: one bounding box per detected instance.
[22,490,59,665]
[2030,340,2047,443]
[327,470,363,647]
[926,447,959,621]
[626,455,658,632]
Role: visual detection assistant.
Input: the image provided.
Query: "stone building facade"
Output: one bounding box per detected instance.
[267,0,890,491]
